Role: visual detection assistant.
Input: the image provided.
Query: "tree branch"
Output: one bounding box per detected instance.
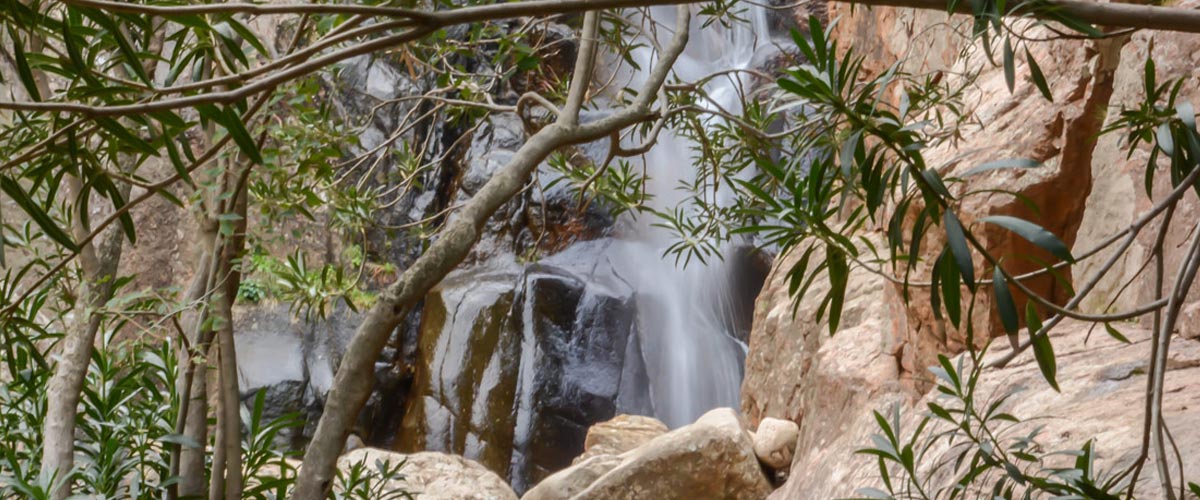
[290,6,691,498]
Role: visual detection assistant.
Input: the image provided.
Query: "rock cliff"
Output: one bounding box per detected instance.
[741,1,1200,498]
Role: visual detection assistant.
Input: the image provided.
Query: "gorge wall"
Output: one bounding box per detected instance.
[740,1,1200,497]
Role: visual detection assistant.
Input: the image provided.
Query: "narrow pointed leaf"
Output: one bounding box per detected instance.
[1103,323,1131,344]
[961,158,1042,177]
[981,215,1074,263]
[1025,49,1053,102]
[1003,37,1015,93]
[0,177,77,251]
[944,210,975,289]
[1026,302,1059,391]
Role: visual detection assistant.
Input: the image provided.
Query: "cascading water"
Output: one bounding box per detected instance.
[389,6,778,490]
[609,5,774,428]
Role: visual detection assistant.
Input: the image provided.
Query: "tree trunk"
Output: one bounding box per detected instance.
[41,177,128,500]
[291,7,691,497]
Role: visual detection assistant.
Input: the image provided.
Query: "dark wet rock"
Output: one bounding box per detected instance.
[394,247,649,494]
[397,271,523,477]
[233,303,381,448]
[726,245,774,344]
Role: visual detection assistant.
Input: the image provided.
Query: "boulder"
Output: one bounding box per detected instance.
[751,418,798,470]
[521,455,623,500]
[233,303,363,449]
[397,256,651,492]
[522,408,771,500]
[575,414,667,463]
[763,320,1200,499]
[338,448,518,500]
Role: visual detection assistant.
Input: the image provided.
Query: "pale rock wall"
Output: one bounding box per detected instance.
[743,1,1200,498]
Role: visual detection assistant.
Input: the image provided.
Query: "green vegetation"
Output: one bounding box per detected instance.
[1,0,1199,498]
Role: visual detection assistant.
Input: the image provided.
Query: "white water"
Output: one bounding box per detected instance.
[608,5,773,428]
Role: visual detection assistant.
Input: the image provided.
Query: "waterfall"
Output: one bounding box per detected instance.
[608,5,773,428]
[391,7,777,489]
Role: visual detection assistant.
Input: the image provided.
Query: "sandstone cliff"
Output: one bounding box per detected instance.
[742,1,1200,497]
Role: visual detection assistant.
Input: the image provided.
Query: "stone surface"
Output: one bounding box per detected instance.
[395,248,652,493]
[765,319,1200,499]
[521,455,623,500]
[233,303,362,448]
[751,418,798,470]
[575,414,667,463]
[741,236,903,450]
[1069,0,1200,337]
[740,4,1200,499]
[524,408,772,500]
[338,448,518,500]
[814,2,1130,393]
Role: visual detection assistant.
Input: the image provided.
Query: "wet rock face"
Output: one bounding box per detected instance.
[510,265,641,490]
[233,304,368,449]
[460,111,616,263]
[397,272,523,478]
[395,253,649,493]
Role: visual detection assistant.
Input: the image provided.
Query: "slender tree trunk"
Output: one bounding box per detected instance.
[171,249,213,498]
[210,163,250,500]
[41,177,129,499]
[291,7,690,497]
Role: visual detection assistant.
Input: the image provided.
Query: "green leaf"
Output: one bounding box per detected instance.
[841,130,861,181]
[1002,37,1015,93]
[197,104,263,164]
[160,433,202,449]
[94,117,158,156]
[224,18,270,58]
[1157,122,1175,156]
[8,28,41,101]
[1026,302,1059,391]
[0,177,78,251]
[1025,49,1053,102]
[944,210,975,289]
[980,215,1074,263]
[1176,102,1196,132]
[940,251,962,328]
[921,168,954,200]
[961,158,1042,177]
[826,249,849,336]
[993,265,1019,336]
[1103,323,1131,344]
[856,487,893,499]
[81,8,152,85]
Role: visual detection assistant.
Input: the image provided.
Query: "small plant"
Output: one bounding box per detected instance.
[856,352,1126,499]
[333,456,415,500]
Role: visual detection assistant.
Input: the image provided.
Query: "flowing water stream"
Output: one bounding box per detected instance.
[386,5,778,490]
[607,4,774,428]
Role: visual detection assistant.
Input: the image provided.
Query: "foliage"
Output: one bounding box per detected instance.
[856,353,1126,500]
[0,325,411,499]
[0,0,1198,497]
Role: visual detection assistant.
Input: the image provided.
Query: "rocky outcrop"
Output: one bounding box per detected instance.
[813,1,1133,392]
[741,236,903,449]
[574,414,667,463]
[1071,0,1200,336]
[766,320,1200,499]
[751,418,798,471]
[741,2,1200,498]
[395,243,654,492]
[234,304,363,448]
[523,408,772,500]
[338,448,518,500]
